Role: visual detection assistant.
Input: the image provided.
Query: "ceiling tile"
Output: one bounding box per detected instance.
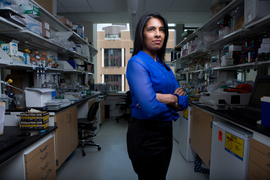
[145,0,174,7]
[200,0,212,7]
[58,0,89,7]
[195,6,211,12]
[169,6,197,12]
[87,0,117,7]
[172,0,204,7]
[65,6,93,12]
[91,6,118,12]
[144,6,170,12]
[57,7,68,13]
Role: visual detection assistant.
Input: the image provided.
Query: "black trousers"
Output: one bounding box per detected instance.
[127,117,173,180]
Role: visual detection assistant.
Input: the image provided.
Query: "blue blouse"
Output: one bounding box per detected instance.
[126,50,188,121]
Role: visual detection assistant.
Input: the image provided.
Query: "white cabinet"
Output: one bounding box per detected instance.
[0,132,55,180]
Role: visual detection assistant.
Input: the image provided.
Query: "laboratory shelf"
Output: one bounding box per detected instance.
[0,17,24,30]
[175,0,244,48]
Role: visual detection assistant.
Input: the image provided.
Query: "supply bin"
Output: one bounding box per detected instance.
[105,104,110,119]
[261,96,270,128]
[210,121,252,180]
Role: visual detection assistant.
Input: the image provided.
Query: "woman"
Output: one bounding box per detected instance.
[126,13,189,180]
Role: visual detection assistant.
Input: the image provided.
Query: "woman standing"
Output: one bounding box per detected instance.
[126,13,189,180]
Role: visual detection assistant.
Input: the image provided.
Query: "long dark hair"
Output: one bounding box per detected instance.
[132,13,170,71]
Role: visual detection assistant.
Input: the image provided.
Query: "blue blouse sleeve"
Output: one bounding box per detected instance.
[127,59,172,119]
[168,67,189,111]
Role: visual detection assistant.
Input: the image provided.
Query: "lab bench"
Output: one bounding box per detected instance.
[187,102,270,180]
[0,92,105,178]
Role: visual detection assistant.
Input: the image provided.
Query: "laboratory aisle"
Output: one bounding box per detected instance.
[56,118,209,180]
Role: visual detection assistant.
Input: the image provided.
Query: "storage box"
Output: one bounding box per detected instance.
[24,5,40,17]
[1,39,20,56]
[41,21,50,39]
[25,88,56,108]
[244,0,270,25]
[229,45,242,52]
[60,17,73,28]
[261,96,270,128]
[24,15,42,35]
[219,27,230,38]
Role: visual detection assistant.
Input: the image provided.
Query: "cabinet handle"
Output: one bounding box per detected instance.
[40,145,48,152]
[67,112,70,122]
[41,168,52,179]
[41,162,49,170]
[70,112,72,122]
[40,152,49,159]
[267,164,270,169]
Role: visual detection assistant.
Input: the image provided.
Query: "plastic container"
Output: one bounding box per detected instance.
[261,96,270,128]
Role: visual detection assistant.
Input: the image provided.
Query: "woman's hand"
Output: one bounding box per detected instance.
[174,87,185,96]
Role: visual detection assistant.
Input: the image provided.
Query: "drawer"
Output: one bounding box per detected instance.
[250,138,270,157]
[250,147,270,174]
[25,137,54,163]
[249,160,270,179]
[34,161,56,180]
[26,152,54,180]
[25,143,54,174]
[248,173,257,180]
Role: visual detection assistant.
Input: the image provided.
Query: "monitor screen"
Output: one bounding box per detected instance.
[249,75,270,108]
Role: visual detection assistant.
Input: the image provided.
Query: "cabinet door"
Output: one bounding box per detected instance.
[198,109,213,168]
[69,106,78,153]
[54,111,69,169]
[190,107,200,154]
[100,99,105,124]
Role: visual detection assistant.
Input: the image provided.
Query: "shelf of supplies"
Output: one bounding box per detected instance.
[0,17,24,30]
[174,51,210,63]
[210,28,250,50]
[175,0,244,48]
[0,29,89,61]
[213,60,270,70]
[245,14,270,30]
[198,0,244,32]
[30,0,70,32]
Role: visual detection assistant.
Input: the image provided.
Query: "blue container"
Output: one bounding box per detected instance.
[261,96,270,128]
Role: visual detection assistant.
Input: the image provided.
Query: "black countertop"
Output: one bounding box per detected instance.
[6,93,105,113]
[190,102,270,137]
[0,126,57,164]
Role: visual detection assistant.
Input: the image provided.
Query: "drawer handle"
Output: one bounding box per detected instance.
[41,169,52,180]
[41,162,49,170]
[267,164,270,168]
[40,145,48,152]
[40,152,49,159]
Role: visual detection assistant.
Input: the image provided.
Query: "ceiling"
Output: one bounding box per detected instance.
[57,0,214,40]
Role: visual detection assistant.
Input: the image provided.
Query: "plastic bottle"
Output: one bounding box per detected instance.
[30,57,36,66]
[24,49,31,65]
[41,53,47,67]
[35,51,41,66]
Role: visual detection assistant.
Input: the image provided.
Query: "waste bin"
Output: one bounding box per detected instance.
[105,104,110,118]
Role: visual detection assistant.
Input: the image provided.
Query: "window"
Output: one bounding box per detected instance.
[104,75,122,91]
[104,49,122,67]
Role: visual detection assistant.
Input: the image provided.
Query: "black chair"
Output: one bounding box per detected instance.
[78,101,101,156]
[115,91,132,123]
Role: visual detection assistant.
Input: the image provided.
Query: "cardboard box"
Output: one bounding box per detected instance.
[25,15,42,35]
[35,0,53,15]
[234,23,242,31]
[219,27,230,38]
[1,40,20,56]
[41,21,50,38]
[60,17,73,28]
